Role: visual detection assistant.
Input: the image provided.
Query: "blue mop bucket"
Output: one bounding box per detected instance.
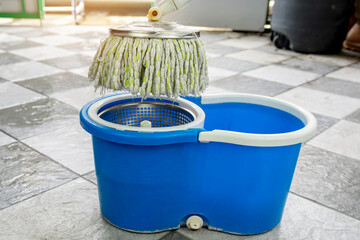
[80,93,317,235]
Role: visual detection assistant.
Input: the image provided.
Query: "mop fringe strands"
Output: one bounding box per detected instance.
[88,22,209,99]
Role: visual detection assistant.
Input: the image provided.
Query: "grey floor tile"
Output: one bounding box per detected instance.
[0,77,6,84]
[280,58,339,75]
[202,85,235,95]
[312,113,339,137]
[83,171,97,185]
[17,72,91,95]
[346,108,360,124]
[303,77,360,99]
[211,74,292,96]
[255,45,301,57]
[0,131,16,147]
[291,144,360,220]
[0,40,43,51]
[0,98,78,139]
[40,54,92,70]
[0,178,168,240]
[22,125,94,175]
[205,43,244,56]
[160,231,190,240]
[207,56,263,73]
[0,142,76,210]
[0,53,29,65]
[177,193,360,240]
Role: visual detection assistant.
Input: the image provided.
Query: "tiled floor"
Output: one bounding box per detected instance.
[0,23,360,240]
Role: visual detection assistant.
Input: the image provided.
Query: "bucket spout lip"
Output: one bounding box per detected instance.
[197,93,317,147]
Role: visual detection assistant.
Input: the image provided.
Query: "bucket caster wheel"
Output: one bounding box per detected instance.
[186,216,203,230]
[271,31,290,50]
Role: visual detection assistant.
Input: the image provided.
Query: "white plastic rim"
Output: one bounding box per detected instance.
[198,93,317,147]
[87,94,205,133]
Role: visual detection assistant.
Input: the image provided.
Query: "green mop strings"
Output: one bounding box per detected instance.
[88,32,209,99]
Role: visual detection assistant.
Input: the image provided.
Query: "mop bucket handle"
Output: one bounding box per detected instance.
[187,94,317,147]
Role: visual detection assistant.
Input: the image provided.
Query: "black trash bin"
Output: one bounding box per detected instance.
[271,0,355,53]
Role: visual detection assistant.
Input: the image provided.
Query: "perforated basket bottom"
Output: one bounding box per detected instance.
[98,102,195,128]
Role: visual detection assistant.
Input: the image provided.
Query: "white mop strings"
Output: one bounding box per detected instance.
[88,35,209,98]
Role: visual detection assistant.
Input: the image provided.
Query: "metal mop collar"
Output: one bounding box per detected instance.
[88,21,209,99]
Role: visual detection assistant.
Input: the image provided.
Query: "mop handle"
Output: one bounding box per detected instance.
[148,0,192,21]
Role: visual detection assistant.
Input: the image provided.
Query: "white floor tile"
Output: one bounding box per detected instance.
[216,36,270,49]
[0,61,63,82]
[69,66,89,77]
[0,49,4,54]
[309,120,360,160]
[0,132,16,147]
[326,67,360,84]
[206,52,220,59]
[50,86,111,110]
[29,35,84,46]
[0,18,13,24]
[0,33,24,43]
[22,125,94,175]
[298,54,357,67]
[242,65,320,86]
[0,26,35,33]
[0,82,45,110]
[45,25,96,35]
[79,50,97,58]
[227,50,290,64]
[276,87,360,119]
[208,66,238,82]
[10,46,75,61]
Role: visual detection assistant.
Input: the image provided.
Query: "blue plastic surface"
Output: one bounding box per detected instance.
[80,94,305,235]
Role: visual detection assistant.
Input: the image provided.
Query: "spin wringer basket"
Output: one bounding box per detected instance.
[80,93,317,235]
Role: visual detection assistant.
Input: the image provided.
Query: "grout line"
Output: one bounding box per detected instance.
[0,178,78,212]
[0,139,97,211]
[12,136,85,178]
[289,191,360,222]
[4,79,81,114]
[1,132,94,187]
[0,143,97,213]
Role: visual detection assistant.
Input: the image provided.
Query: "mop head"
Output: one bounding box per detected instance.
[88,23,209,99]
